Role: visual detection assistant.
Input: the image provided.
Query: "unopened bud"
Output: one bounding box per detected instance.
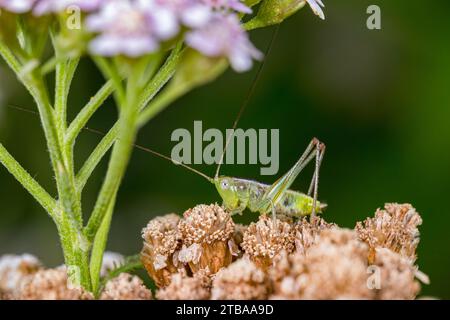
[246,0,306,29]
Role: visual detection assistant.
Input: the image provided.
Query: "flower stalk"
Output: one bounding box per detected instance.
[0,0,326,294]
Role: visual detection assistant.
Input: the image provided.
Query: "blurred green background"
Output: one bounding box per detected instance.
[1,1,449,298]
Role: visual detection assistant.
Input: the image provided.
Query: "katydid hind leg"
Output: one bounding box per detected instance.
[308,142,326,217]
[259,138,322,214]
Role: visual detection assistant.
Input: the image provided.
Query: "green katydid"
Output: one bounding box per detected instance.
[7,28,327,220]
[139,136,327,220]
[6,104,327,220]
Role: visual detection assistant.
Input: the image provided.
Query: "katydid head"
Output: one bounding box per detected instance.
[214,176,240,211]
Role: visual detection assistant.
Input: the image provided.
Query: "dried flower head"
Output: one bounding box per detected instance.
[294,216,336,255]
[211,258,270,300]
[356,203,422,263]
[0,254,41,295]
[0,292,13,300]
[100,273,152,300]
[241,215,295,270]
[270,229,373,300]
[229,223,247,260]
[156,269,211,300]
[178,204,235,273]
[18,266,93,300]
[141,213,184,288]
[371,248,421,300]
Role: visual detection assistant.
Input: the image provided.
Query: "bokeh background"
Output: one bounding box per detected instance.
[1,1,449,298]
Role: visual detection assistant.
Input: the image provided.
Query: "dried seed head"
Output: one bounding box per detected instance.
[294,216,336,255]
[100,273,152,300]
[180,204,235,245]
[211,258,271,300]
[156,269,211,300]
[232,223,248,248]
[141,214,185,288]
[142,213,182,257]
[241,215,295,270]
[356,203,422,263]
[0,292,13,300]
[270,229,373,300]
[372,248,421,300]
[0,254,41,295]
[178,204,235,273]
[100,252,125,277]
[18,267,93,300]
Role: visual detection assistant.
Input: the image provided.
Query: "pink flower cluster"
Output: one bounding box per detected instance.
[0,0,326,72]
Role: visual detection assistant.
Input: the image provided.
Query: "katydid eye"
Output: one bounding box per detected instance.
[221,181,229,189]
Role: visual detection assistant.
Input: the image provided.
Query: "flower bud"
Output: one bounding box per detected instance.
[246,0,306,29]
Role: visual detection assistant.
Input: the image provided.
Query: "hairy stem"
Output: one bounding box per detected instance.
[76,47,182,192]
[0,143,57,217]
[90,194,116,294]
[66,80,114,146]
[84,74,139,241]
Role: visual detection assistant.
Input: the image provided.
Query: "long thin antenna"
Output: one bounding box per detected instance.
[214,25,280,179]
[5,104,214,183]
[6,26,280,184]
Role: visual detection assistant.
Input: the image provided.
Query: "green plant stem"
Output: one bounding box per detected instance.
[55,58,79,130]
[75,47,182,192]
[90,193,116,295]
[2,42,91,289]
[0,143,57,217]
[66,81,114,146]
[76,123,118,192]
[41,56,58,75]
[137,83,188,128]
[137,43,183,110]
[93,56,126,106]
[83,71,141,242]
[0,43,21,74]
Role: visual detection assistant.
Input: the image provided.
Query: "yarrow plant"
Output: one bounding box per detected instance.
[0,0,326,295]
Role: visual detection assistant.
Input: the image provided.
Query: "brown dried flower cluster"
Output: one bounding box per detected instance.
[211,258,271,300]
[100,273,152,300]
[0,253,152,300]
[18,267,93,300]
[270,229,373,299]
[356,203,422,263]
[0,254,41,297]
[141,214,184,287]
[294,216,336,255]
[141,203,427,300]
[141,204,238,290]
[372,248,421,300]
[241,215,295,270]
[156,269,211,300]
[0,203,428,300]
[178,204,236,273]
